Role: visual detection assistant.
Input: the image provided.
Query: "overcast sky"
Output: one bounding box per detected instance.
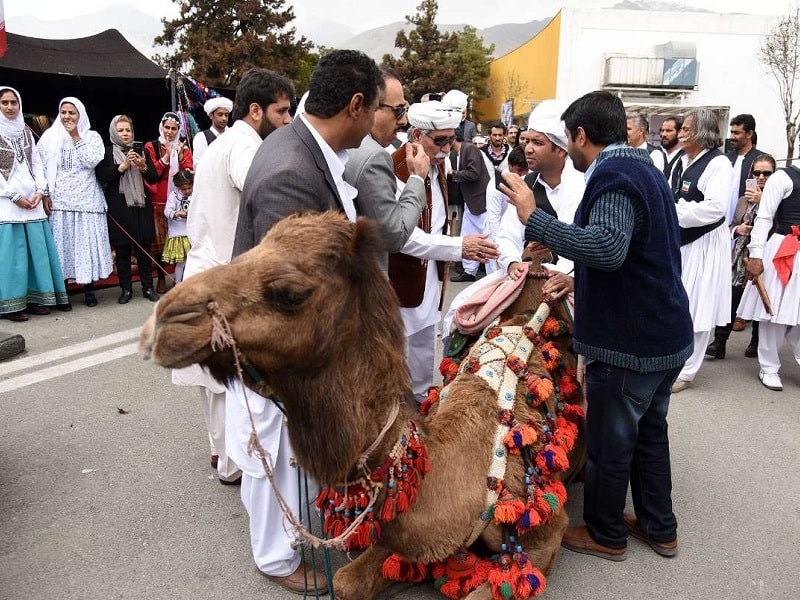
[5,0,795,33]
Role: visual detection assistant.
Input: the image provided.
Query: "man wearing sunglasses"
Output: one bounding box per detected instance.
[344,66,430,271]
[388,101,499,404]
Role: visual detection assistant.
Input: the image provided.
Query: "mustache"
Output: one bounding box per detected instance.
[435,152,448,160]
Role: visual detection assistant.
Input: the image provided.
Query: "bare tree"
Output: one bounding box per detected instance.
[760,5,800,165]
[501,69,530,103]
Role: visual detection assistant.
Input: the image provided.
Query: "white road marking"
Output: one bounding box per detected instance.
[0,327,141,376]
[0,342,140,393]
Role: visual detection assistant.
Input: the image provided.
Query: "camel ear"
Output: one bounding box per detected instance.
[350,217,383,277]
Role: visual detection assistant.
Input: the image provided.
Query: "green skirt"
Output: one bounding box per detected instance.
[162,235,191,264]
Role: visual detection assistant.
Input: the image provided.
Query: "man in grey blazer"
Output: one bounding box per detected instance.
[227,49,383,595]
[344,66,430,270]
[233,49,384,256]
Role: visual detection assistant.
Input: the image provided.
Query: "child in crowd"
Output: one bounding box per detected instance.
[163,169,193,283]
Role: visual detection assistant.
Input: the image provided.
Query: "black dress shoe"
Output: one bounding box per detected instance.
[705,340,725,359]
[56,302,72,312]
[26,304,51,315]
[84,292,98,307]
[1,311,28,322]
[450,271,476,283]
[745,341,758,358]
[143,288,159,302]
[118,289,133,304]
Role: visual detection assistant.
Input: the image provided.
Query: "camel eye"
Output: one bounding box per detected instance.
[265,287,310,314]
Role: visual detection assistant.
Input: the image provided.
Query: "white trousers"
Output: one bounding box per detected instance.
[677,330,711,383]
[757,321,800,374]
[239,417,302,577]
[405,324,438,402]
[200,388,241,481]
[460,207,486,276]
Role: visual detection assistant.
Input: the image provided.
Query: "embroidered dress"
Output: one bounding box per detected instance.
[162,190,191,264]
[0,88,68,313]
[38,97,112,284]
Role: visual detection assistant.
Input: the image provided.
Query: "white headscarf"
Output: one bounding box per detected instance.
[38,96,92,193]
[527,100,568,151]
[109,115,145,208]
[406,101,462,131]
[203,96,233,116]
[0,87,25,139]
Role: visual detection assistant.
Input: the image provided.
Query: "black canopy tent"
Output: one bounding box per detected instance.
[0,29,173,143]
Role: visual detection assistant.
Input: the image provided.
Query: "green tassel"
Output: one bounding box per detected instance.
[543,493,559,512]
[486,505,496,520]
[434,576,448,591]
[500,581,514,600]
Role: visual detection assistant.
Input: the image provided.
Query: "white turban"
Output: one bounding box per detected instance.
[442,89,468,111]
[204,96,233,115]
[407,101,462,131]
[528,99,568,151]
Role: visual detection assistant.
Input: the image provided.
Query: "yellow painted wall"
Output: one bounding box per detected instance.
[474,11,562,123]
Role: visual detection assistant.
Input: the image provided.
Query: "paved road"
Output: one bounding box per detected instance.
[1,282,798,600]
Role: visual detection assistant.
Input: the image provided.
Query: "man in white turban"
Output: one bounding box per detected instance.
[388,100,499,402]
[193,96,233,163]
[496,99,586,280]
[443,88,476,143]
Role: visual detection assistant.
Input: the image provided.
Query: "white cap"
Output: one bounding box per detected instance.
[527,99,568,151]
[442,89,468,111]
[407,101,462,131]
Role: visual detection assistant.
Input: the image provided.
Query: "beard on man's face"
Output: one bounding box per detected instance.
[258,114,278,139]
[662,135,679,150]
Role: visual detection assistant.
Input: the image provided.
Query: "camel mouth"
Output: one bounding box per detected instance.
[139,302,214,368]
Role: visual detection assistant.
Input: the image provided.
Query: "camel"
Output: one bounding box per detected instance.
[140,212,584,600]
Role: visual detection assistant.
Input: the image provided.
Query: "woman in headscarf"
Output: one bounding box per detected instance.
[143,112,193,294]
[0,87,68,321]
[95,115,158,304]
[38,96,113,308]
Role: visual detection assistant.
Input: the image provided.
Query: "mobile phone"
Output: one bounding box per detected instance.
[745,178,758,192]
[132,141,143,155]
[494,168,504,190]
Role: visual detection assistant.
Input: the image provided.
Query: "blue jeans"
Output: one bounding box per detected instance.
[582,362,681,548]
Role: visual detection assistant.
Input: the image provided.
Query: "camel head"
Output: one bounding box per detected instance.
[140,212,407,396]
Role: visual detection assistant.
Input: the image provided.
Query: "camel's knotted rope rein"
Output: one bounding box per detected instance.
[206,301,400,550]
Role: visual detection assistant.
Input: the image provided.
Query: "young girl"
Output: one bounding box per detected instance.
[163,169,193,283]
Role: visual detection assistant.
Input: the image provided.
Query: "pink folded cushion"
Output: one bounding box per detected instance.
[455,263,529,334]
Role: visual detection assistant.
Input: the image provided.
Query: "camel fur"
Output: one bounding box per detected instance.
[140,212,584,600]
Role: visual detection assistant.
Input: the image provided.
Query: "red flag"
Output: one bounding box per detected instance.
[0,1,6,59]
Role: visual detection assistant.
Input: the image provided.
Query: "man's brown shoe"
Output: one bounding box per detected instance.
[561,525,627,561]
[623,513,678,557]
[264,563,329,595]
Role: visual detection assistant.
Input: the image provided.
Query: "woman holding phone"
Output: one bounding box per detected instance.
[706,153,775,359]
[96,115,158,303]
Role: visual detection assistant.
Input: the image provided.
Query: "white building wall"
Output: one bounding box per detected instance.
[555,8,787,161]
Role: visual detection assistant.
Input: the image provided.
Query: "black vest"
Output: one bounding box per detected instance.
[203,129,218,145]
[773,166,800,235]
[675,148,726,245]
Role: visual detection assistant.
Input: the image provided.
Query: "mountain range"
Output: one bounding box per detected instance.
[6,1,711,64]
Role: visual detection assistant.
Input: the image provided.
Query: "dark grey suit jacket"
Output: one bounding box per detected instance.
[451,141,490,215]
[233,117,343,257]
[344,134,426,256]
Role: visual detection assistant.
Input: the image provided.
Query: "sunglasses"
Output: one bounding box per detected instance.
[378,103,407,119]
[752,170,773,177]
[425,132,456,148]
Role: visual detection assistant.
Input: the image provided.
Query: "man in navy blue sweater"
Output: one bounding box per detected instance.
[501,91,693,561]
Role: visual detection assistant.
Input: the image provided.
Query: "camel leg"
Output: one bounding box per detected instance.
[333,546,393,600]
[524,509,569,576]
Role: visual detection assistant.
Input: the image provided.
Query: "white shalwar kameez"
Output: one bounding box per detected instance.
[675,151,733,383]
[737,169,800,375]
[172,120,263,483]
[397,168,462,401]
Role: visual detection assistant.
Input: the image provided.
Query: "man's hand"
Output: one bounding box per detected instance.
[499,172,536,224]
[462,233,499,263]
[542,270,574,299]
[406,142,431,178]
[745,257,763,281]
[43,195,53,216]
